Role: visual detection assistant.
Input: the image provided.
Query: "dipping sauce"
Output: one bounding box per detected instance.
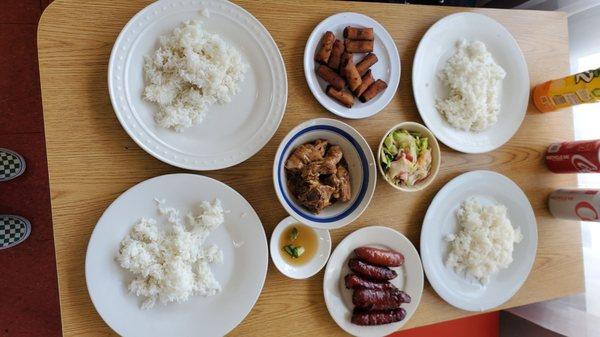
[280,223,318,266]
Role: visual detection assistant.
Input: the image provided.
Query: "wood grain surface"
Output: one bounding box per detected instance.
[38,0,584,335]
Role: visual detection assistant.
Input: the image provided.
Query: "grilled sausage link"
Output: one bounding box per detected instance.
[351,308,406,326]
[354,247,405,267]
[352,288,411,310]
[348,258,397,281]
[344,274,398,291]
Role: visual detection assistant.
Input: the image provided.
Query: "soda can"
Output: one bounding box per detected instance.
[548,189,600,222]
[545,139,600,173]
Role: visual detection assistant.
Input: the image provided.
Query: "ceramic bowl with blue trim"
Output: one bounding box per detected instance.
[273,118,377,229]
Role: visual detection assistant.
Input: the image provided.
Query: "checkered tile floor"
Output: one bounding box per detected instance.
[0,149,24,181]
[0,215,29,249]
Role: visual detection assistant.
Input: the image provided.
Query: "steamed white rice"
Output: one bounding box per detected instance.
[445,197,522,284]
[117,199,225,309]
[436,39,506,132]
[143,19,247,132]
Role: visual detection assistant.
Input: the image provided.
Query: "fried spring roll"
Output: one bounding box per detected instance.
[315,31,335,64]
[316,65,345,91]
[342,57,362,92]
[345,39,374,53]
[327,40,345,71]
[354,70,374,97]
[340,52,353,75]
[326,86,354,108]
[356,53,378,77]
[360,79,388,103]
[343,26,374,41]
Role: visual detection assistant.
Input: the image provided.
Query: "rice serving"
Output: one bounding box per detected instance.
[117,199,225,309]
[436,39,506,132]
[143,20,248,131]
[445,197,522,284]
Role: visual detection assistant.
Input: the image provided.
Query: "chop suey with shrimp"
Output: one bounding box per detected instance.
[380,130,432,188]
[285,139,352,213]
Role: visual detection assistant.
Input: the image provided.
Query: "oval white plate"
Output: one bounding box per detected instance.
[412,12,529,153]
[108,0,287,170]
[323,226,424,337]
[304,12,400,119]
[270,216,331,279]
[420,170,537,312]
[85,174,268,337]
[273,118,377,229]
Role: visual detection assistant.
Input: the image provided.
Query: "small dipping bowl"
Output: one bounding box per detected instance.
[377,121,441,192]
[270,216,332,279]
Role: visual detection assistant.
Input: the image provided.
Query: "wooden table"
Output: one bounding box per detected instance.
[38,0,584,335]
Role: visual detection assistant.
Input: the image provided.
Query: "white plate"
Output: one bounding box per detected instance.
[412,12,529,153]
[108,0,287,170]
[420,170,537,312]
[270,216,331,279]
[323,226,424,337]
[273,118,377,229]
[304,12,400,119]
[85,174,268,337]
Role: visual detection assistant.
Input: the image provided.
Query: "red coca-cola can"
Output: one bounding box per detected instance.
[545,139,600,173]
[548,189,600,222]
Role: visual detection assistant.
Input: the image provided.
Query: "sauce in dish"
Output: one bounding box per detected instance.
[280,223,318,266]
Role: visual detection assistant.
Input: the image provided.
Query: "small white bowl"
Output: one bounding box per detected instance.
[377,121,441,192]
[273,118,377,229]
[270,216,332,279]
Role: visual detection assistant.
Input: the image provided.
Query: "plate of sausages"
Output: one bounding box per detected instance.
[304,12,400,119]
[323,226,423,336]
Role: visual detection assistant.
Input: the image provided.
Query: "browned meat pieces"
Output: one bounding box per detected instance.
[284,139,328,172]
[345,274,398,291]
[285,140,352,214]
[348,258,397,281]
[354,247,405,267]
[324,165,351,202]
[352,288,411,311]
[351,308,406,326]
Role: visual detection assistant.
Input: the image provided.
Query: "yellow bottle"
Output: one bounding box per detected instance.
[533,68,600,112]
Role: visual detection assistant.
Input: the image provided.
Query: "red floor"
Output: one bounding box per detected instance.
[0,1,498,336]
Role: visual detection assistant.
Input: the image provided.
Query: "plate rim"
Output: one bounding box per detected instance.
[412,12,530,154]
[85,173,269,336]
[303,12,400,120]
[108,0,288,170]
[323,225,424,336]
[419,170,538,311]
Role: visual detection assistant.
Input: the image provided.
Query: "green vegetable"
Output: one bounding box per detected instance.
[289,227,299,241]
[293,246,305,258]
[383,133,398,157]
[283,245,295,257]
[283,244,305,258]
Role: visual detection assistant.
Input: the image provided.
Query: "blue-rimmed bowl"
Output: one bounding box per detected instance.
[273,118,377,229]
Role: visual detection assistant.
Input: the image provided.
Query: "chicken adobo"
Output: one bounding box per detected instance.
[285,139,352,213]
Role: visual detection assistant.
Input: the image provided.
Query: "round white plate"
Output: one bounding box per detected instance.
[304,12,400,119]
[108,0,287,170]
[270,216,331,279]
[85,174,268,337]
[412,12,529,153]
[420,170,537,312]
[323,226,424,337]
[273,118,377,230]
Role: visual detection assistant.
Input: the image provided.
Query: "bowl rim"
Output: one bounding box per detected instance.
[377,121,441,192]
[269,216,332,279]
[272,118,376,229]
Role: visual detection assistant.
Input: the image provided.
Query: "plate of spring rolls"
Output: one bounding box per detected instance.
[304,12,400,119]
[323,226,423,336]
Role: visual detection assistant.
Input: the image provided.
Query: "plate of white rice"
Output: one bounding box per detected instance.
[420,170,537,312]
[108,0,287,170]
[412,12,529,154]
[85,174,268,336]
